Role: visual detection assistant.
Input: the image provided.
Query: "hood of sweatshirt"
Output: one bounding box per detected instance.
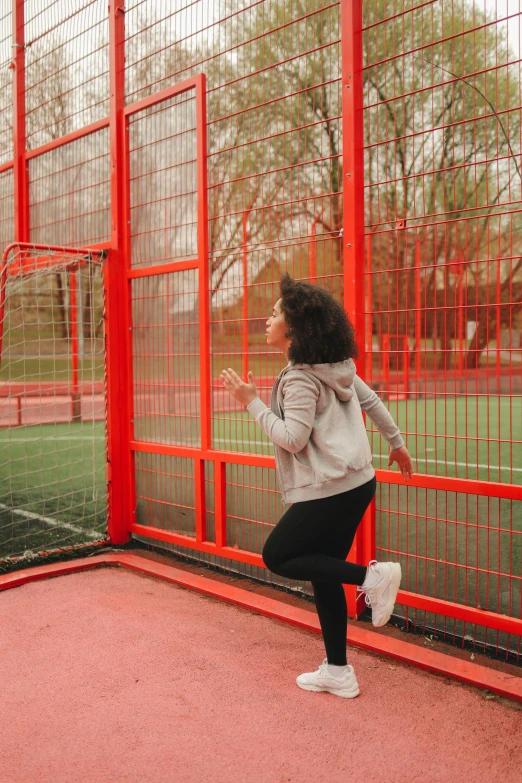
[279,358,356,402]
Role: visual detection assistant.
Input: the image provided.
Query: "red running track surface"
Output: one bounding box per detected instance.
[1,565,521,783]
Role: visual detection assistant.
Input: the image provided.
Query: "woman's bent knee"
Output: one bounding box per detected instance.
[262,539,283,574]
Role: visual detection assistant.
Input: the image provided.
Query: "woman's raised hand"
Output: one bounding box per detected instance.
[220,368,258,407]
[387,446,414,480]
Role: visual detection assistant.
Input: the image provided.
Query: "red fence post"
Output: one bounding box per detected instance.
[309,218,317,284]
[69,269,81,421]
[105,1,132,544]
[12,0,28,243]
[341,0,367,618]
[196,74,211,452]
[496,255,501,384]
[242,210,249,379]
[415,240,422,388]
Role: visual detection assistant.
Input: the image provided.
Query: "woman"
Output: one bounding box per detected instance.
[220,274,414,699]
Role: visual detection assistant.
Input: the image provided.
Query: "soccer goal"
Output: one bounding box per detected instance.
[0,243,108,569]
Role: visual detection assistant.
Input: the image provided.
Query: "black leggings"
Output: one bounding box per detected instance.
[261,477,376,666]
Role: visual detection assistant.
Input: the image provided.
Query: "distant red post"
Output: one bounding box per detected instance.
[12,0,28,242]
[414,240,422,387]
[69,269,81,421]
[242,210,250,378]
[458,251,464,375]
[309,217,318,284]
[496,256,501,384]
[449,252,465,374]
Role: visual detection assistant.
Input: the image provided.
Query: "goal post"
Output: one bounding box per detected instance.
[0,242,109,569]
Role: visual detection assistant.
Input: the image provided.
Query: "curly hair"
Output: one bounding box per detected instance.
[279,273,359,365]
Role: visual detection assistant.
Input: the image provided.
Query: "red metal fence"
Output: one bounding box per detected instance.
[0,1,520,661]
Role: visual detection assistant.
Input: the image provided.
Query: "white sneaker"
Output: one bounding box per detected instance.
[358,560,402,627]
[296,658,360,698]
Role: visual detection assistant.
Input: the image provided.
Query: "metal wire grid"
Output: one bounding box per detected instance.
[125,1,345,601]
[135,453,197,537]
[124,1,343,458]
[375,481,520,654]
[129,92,198,268]
[136,462,312,598]
[0,4,12,164]
[28,128,111,246]
[131,270,200,447]
[0,1,519,655]
[24,0,109,150]
[0,170,14,247]
[363,1,521,653]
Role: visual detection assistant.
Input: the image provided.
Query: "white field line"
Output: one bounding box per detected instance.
[0,436,519,472]
[0,502,103,539]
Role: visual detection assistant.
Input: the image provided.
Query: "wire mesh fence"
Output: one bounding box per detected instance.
[0,0,520,662]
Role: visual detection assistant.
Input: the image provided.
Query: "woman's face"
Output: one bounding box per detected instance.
[265,298,291,353]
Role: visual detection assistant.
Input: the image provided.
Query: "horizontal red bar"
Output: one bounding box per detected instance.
[128,258,198,278]
[124,76,199,117]
[131,523,522,638]
[130,523,264,568]
[1,553,520,703]
[375,468,522,501]
[398,589,522,636]
[0,160,14,174]
[2,241,106,262]
[130,441,521,500]
[130,441,274,468]
[24,117,110,161]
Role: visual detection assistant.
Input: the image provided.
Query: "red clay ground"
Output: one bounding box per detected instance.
[1,565,521,783]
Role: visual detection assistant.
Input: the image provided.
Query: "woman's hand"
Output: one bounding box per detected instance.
[388,446,414,480]
[220,368,258,407]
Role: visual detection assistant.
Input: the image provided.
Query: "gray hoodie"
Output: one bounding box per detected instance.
[246,358,405,504]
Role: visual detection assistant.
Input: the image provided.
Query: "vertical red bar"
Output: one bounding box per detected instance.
[196,74,211,452]
[214,460,227,549]
[0,251,10,364]
[365,234,373,384]
[341,0,367,618]
[242,210,249,378]
[105,2,132,544]
[194,458,206,543]
[403,335,409,400]
[69,269,81,421]
[309,219,317,284]
[415,240,421,385]
[383,334,390,390]
[13,0,28,242]
[458,252,464,375]
[496,256,501,383]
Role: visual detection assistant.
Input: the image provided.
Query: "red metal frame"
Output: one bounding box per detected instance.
[1,0,521,679]
[242,210,250,379]
[341,0,367,618]
[12,0,27,243]
[104,0,132,545]
[121,75,210,546]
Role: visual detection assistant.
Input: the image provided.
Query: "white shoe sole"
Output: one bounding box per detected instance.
[372,562,402,627]
[296,680,360,698]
